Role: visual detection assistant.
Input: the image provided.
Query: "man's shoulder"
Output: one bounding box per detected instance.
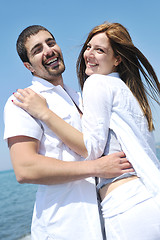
[4,83,32,107]
[28,84,40,93]
[4,84,43,141]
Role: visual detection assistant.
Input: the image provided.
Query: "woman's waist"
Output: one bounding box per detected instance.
[100,177,153,217]
[99,175,138,201]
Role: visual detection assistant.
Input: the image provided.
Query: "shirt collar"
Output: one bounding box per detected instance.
[107,72,120,78]
[64,84,83,112]
[31,76,83,111]
[32,76,62,92]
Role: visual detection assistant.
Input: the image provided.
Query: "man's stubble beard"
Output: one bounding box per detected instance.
[43,62,65,83]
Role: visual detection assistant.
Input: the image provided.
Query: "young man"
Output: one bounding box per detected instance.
[4,25,132,240]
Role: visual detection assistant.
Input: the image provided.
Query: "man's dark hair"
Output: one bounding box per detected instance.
[16,25,55,63]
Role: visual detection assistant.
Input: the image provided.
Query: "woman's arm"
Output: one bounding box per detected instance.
[13,88,88,157]
[13,74,112,160]
[82,74,113,160]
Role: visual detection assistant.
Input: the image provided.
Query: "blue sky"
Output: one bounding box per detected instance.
[1,0,160,171]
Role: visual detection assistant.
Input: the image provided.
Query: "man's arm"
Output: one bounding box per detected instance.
[8,136,134,185]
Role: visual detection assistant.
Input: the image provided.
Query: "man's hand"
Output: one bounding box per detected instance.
[93,151,134,179]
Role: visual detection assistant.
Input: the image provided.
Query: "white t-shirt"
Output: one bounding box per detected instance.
[4,76,103,240]
[82,73,160,208]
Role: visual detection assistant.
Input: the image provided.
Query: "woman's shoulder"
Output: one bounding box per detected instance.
[84,73,124,88]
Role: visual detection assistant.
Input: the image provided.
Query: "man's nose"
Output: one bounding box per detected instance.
[43,44,53,56]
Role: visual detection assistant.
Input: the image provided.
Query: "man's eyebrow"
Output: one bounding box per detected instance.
[30,38,56,54]
[30,43,42,54]
[46,37,55,42]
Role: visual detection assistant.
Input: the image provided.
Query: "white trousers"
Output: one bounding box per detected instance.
[101,178,160,240]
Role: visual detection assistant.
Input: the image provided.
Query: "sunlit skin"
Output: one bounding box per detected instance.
[24,30,65,86]
[83,32,121,76]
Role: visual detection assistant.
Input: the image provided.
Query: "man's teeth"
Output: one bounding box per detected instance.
[47,58,58,65]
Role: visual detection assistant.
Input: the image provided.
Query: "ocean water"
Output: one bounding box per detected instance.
[0,170,37,240]
[0,148,160,240]
[156,146,160,160]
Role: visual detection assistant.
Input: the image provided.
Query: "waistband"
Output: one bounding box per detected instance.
[101,178,152,218]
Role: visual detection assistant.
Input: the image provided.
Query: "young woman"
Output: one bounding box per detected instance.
[13,22,160,239]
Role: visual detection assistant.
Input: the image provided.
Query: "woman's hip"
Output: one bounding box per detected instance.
[101,178,154,217]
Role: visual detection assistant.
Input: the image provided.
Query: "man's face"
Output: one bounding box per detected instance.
[24,30,65,84]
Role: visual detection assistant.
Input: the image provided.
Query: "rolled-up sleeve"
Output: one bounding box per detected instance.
[4,96,43,141]
[82,74,113,160]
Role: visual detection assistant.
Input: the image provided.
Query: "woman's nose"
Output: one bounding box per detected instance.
[87,48,95,58]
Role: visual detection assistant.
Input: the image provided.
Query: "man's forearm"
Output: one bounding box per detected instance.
[16,154,97,185]
[9,136,95,185]
[9,136,134,185]
[12,152,134,185]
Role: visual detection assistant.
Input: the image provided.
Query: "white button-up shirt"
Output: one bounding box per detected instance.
[82,73,160,208]
[4,76,103,240]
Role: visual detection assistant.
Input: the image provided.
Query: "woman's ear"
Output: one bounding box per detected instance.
[114,56,122,66]
[24,62,34,73]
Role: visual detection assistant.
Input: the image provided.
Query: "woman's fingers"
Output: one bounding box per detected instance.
[13,88,36,102]
[13,92,24,102]
[12,87,48,119]
[17,88,27,95]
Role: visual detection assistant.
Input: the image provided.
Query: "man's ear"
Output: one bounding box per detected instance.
[24,62,34,73]
[114,56,122,67]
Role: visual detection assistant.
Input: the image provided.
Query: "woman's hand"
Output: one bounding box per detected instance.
[13,88,49,120]
[13,88,87,157]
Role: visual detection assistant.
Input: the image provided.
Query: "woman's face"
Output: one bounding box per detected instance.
[83,32,120,76]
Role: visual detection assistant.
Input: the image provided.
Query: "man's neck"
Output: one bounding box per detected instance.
[34,74,64,88]
[49,77,64,88]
